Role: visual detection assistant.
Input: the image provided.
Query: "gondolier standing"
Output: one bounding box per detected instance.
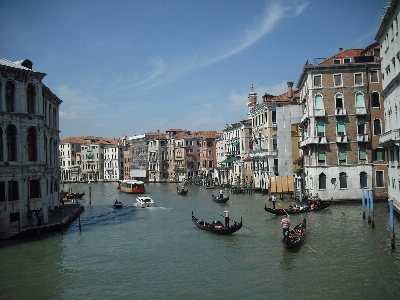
[281,214,290,238]
[271,194,276,209]
[222,208,229,227]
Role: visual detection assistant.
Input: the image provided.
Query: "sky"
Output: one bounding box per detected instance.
[0,0,388,139]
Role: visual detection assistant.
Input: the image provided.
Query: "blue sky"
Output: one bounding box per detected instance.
[1,0,387,139]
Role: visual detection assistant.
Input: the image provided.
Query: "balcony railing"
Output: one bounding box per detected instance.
[355,107,368,115]
[357,134,369,142]
[335,108,347,116]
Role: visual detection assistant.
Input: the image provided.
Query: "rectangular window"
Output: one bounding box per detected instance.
[318,149,326,162]
[370,70,379,83]
[334,59,341,64]
[339,147,346,162]
[313,75,322,88]
[8,180,19,201]
[376,170,384,187]
[0,181,5,202]
[359,146,367,160]
[344,58,351,63]
[334,74,342,86]
[272,111,276,123]
[354,73,363,85]
[337,119,345,135]
[373,148,384,161]
[371,92,380,108]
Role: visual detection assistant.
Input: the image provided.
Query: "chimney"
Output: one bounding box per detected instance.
[287,82,294,100]
[339,48,343,53]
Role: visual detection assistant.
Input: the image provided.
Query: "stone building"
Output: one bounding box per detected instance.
[297,45,385,200]
[377,0,400,212]
[0,58,62,230]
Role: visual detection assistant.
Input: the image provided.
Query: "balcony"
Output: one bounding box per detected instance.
[336,135,349,143]
[314,109,325,117]
[355,107,368,115]
[357,134,369,142]
[335,108,347,116]
[380,129,400,146]
[299,136,328,147]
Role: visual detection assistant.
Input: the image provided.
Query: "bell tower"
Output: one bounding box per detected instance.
[247,84,257,119]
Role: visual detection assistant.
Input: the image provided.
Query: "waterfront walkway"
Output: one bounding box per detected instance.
[0,202,84,241]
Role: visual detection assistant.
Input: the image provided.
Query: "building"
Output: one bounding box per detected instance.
[297,45,385,201]
[249,83,302,193]
[0,58,62,230]
[376,0,400,212]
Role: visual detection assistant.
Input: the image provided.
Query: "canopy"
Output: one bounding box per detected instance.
[221,157,238,164]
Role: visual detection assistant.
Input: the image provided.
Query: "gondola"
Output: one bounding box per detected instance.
[65,192,85,199]
[191,212,242,235]
[177,187,189,195]
[212,195,229,203]
[264,200,332,215]
[283,218,306,248]
[113,201,123,209]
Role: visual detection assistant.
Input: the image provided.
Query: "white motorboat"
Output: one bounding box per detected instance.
[136,196,155,208]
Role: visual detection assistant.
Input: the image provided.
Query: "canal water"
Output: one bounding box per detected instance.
[1,182,400,300]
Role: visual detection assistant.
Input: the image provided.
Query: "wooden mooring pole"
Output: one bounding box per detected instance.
[389,200,395,250]
[361,188,366,219]
[369,190,374,228]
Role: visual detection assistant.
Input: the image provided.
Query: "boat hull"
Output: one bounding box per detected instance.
[212,195,229,203]
[265,201,332,215]
[192,213,242,235]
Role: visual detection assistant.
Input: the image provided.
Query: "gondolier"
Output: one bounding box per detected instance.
[271,194,276,209]
[281,214,290,238]
[222,208,229,227]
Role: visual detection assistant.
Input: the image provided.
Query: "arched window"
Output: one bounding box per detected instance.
[335,93,344,108]
[6,81,15,112]
[319,173,326,189]
[27,85,36,114]
[317,120,325,136]
[6,125,17,161]
[339,172,347,189]
[356,92,365,108]
[360,172,368,188]
[373,119,382,135]
[27,127,37,161]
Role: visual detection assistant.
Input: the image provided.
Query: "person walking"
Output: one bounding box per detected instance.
[222,208,229,227]
[281,214,290,238]
[271,194,276,209]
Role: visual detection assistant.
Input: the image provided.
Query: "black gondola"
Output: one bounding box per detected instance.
[212,195,229,203]
[265,200,332,215]
[177,187,189,195]
[113,202,123,209]
[65,192,85,199]
[192,212,242,235]
[283,218,306,248]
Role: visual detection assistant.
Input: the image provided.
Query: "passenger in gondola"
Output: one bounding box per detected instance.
[288,205,294,211]
[115,199,118,204]
[311,203,315,209]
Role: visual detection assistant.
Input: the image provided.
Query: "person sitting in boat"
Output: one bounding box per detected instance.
[212,220,224,229]
[115,199,119,204]
[311,203,315,209]
[288,205,294,211]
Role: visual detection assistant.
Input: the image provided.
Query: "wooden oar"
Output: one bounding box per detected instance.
[278,202,316,253]
[228,217,253,231]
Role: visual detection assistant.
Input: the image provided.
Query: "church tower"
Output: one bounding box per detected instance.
[247,84,257,119]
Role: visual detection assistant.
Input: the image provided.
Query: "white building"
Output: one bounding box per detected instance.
[377,0,400,212]
[0,58,62,230]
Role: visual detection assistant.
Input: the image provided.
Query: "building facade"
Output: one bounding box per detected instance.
[0,58,62,230]
[377,0,400,212]
[297,46,385,200]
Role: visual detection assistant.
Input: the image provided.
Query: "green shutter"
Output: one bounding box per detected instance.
[339,148,346,160]
[315,95,324,110]
[337,119,345,133]
[318,149,326,160]
[317,121,325,132]
[359,147,367,160]
[356,93,365,108]
[376,149,383,161]
[357,119,365,125]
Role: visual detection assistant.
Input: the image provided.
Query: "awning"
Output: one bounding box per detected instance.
[232,141,239,147]
[357,119,365,125]
[221,157,238,164]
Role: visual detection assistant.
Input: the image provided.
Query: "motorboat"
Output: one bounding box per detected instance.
[136,196,155,208]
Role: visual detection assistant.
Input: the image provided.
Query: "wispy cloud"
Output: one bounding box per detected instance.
[127,1,308,90]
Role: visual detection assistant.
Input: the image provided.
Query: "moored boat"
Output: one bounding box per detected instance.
[191,212,242,235]
[283,218,306,248]
[212,194,229,203]
[118,180,146,194]
[265,200,332,215]
[136,196,155,208]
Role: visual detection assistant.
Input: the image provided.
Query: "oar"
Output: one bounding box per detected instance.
[278,202,316,253]
[228,217,253,231]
